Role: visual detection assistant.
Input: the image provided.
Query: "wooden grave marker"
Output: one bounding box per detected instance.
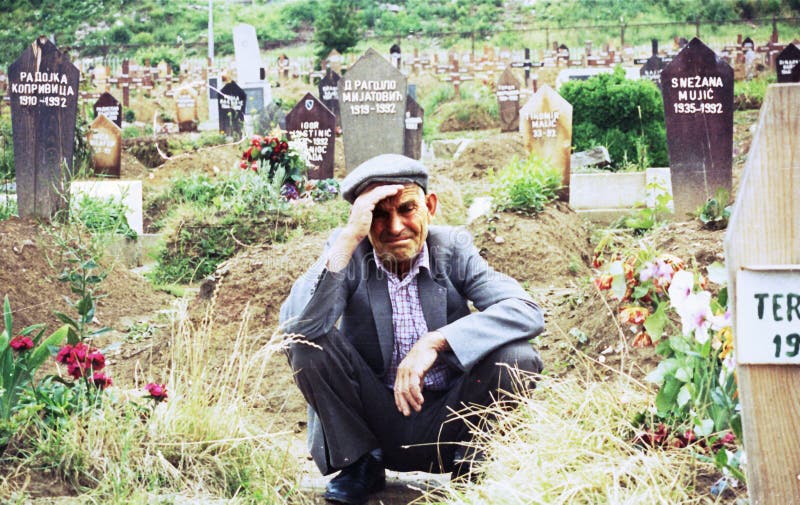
[724,82,800,505]
[661,37,734,217]
[87,114,121,178]
[497,66,521,132]
[93,91,122,128]
[338,48,407,171]
[285,93,335,180]
[519,84,572,201]
[403,94,423,160]
[174,86,198,132]
[8,37,80,219]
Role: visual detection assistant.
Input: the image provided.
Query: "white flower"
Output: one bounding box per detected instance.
[678,291,713,344]
[668,270,695,310]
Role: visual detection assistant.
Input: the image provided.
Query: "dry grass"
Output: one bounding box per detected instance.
[426,367,726,505]
[1,295,305,504]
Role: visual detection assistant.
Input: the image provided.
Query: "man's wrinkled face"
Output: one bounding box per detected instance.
[368,184,437,275]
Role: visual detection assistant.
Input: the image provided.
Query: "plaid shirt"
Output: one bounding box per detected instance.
[378,244,453,391]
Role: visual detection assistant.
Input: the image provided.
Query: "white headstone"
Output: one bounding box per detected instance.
[233,24,262,84]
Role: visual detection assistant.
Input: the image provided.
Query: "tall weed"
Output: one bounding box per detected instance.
[489,155,562,214]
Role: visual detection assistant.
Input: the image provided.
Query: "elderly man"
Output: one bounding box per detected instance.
[280,153,544,504]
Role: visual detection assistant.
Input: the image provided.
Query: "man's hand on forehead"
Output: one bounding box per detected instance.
[343,184,405,243]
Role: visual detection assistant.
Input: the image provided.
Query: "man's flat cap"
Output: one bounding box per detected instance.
[341,154,428,204]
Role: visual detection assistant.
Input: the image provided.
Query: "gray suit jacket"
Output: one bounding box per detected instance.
[279,225,544,474]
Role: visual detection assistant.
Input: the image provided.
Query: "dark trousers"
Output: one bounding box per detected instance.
[287,329,543,474]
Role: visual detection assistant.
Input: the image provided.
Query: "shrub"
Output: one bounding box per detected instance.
[560,67,668,170]
[489,155,562,214]
[734,75,773,110]
[0,116,13,181]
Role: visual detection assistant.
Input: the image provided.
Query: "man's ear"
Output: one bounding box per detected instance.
[425,192,438,217]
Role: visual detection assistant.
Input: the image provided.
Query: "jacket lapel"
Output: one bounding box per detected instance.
[366,262,394,373]
[418,272,447,332]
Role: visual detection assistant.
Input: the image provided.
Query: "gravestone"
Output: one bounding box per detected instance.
[233,24,262,84]
[742,36,755,51]
[403,94,423,160]
[93,92,122,128]
[318,69,341,125]
[218,81,247,137]
[8,37,79,219]
[285,93,335,180]
[325,49,343,75]
[641,39,665,89]
[519,85,572,201]
[233,23,271,115]
[87,114,121,177]
[496,67,521,132]
[776,43,800,83]
[174,86,199,132]
[338,48,408,171]
[661,37,734,217]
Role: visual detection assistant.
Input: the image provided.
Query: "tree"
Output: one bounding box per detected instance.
[313,0,363,60]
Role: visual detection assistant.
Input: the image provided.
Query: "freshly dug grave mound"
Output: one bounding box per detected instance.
[649,220,726,268]
[445,131,528,181]
[0,218,170,335]
[469,201,594,288]
[438,101,497,132]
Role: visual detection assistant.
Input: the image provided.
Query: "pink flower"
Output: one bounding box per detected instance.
[9,335,34,352]
[56,344,74,364]
[639,259,673,284]
[668,270,695,310]
[88,351,105,371]
[145,382,168,402]
[678,291,714,344]
[90,372,113,390]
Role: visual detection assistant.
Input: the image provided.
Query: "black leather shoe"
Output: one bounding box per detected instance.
[324,452,386,504]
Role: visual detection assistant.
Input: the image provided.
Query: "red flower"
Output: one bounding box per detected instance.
[239,160,248,170]
[251,162,258,172]
[618,306,649,325]
[88,351,105,371]
[56,344,73,364]
[9,335,34,352]
[145,382,168,402]
[720,432,736,445]
[90,373,113,390]
[251,137,261,147]
[683,430,697,444]
[594,275,613,290]
[68,361,87,379]
[243,146,253,160]
[631,331,653,348]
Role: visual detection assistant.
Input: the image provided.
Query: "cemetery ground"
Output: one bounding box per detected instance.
[0,70,762,502]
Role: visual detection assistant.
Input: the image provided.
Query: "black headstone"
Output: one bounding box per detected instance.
[776,43,800,83]
[640,54,665,89]
[661,37,734,216]
[318,69,341,125]
[338,48,408,171]
[403,94,423,160]
[742,37,754,50]
[8,37,79,219]
[218,81,247,137]
[93,91,122,128]
[285,93,336,180]
[496,67,521,132]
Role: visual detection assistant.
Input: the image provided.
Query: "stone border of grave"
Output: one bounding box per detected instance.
[569,167,672,223]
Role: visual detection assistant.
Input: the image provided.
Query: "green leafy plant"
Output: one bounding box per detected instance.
[1,296,69,447]
[593,243,741,481]
[71,194,137,239]
[560,67,667,170]
[489,155,562,214]
[613,182,672,234]
[697,188,732,230]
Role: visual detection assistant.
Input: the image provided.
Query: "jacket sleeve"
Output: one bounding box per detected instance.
[279,230,352,339]
[436,234,545,371]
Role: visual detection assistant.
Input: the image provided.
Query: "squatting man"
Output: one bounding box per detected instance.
[280,153,544,504]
